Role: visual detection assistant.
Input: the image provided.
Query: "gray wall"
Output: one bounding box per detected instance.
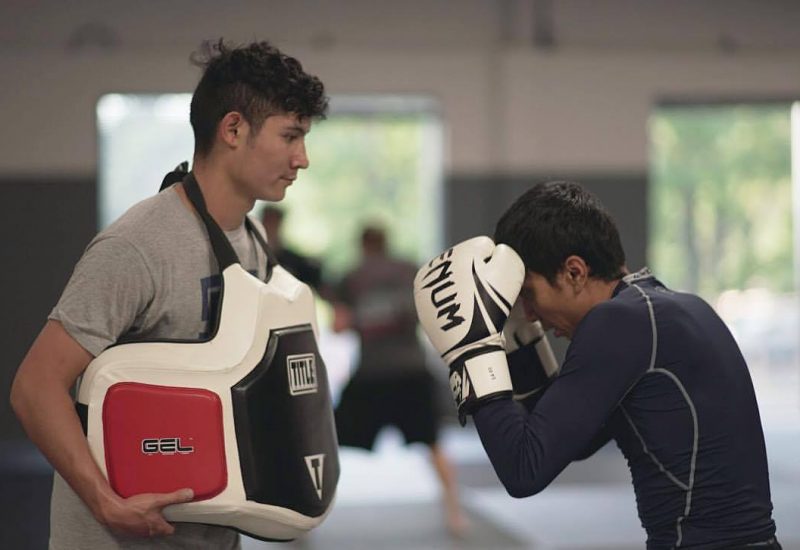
[0,0,797,435]
[2,1,800,176]
[445,174,648,273]
[0,179,96,439]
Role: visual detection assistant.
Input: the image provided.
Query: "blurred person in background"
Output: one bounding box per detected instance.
[260,205,324,293]
[333,224,468,536]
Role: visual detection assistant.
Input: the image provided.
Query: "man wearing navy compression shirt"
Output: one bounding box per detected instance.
[413,181,781,549]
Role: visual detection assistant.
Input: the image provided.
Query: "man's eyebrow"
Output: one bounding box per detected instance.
[285,124,309,135]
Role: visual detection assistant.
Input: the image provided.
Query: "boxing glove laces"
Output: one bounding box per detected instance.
[503,299,560,402]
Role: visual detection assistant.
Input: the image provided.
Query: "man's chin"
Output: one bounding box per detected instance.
[261,187,287,202]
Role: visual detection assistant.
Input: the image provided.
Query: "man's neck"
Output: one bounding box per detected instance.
[582,277,623,312]
[186,159,254,231]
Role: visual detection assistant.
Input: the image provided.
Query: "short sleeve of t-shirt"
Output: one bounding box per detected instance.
[49,235,155,357]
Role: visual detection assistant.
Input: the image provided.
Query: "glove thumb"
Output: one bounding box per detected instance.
[466,235,496,261]
[483,244,525,305]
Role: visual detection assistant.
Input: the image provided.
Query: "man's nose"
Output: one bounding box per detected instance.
[292,142,309,169]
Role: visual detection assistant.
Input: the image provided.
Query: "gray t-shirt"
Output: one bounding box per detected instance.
[338,255,427,378]
[48,186,267,550]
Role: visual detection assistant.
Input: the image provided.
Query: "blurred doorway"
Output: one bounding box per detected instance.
[97,94,443,263]
[649,101,800,428]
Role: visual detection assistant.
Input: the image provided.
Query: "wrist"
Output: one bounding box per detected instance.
[86,478,123,525]
[507,343,552,395]
[462,349,512,399]
[449,347,513,426]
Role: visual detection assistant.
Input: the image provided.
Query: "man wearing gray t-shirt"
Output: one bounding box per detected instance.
[10,39,328,549]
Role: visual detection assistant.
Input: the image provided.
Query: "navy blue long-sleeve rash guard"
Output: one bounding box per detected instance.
[474,269,777,549]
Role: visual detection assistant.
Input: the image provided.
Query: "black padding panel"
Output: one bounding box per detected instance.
[231,325,339,517]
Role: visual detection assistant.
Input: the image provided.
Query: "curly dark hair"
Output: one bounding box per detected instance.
[189,39,328,157]
[494,180,626,284]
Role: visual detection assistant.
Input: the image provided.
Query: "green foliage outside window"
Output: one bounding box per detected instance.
[649,104,793,300]
[98,94,441,287]
[269,113,442,283]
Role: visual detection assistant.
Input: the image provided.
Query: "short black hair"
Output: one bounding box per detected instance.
[190,39,328,157]
[360,224,387,252]
[494,180,626,284]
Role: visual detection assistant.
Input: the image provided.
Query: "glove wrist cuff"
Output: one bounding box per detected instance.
[462,349,513,398]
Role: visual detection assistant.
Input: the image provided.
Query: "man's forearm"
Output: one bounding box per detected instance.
[10,321,119,523]
[11,369,119,522]
[473,398,556,498]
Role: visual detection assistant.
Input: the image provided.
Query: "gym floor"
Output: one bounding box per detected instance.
[2,407,798,550]
[244,415,800,550]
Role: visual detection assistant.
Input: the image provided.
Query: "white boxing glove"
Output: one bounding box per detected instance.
[414,236,525,425]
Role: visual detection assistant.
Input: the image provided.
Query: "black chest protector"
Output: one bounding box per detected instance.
[76,173,339,541]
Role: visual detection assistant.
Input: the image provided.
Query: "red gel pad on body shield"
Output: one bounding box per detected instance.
[76,264,340,541]
[102,383,226,501]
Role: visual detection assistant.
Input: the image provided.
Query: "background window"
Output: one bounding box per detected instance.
[649,102,799,426]
[97,93,443,273]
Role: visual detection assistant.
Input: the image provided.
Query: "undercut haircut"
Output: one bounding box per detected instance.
[190,39,328,157]
[494,180,626,284]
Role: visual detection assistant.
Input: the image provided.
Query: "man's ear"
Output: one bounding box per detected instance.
[219,112,246,149]
[563,255,589,291]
